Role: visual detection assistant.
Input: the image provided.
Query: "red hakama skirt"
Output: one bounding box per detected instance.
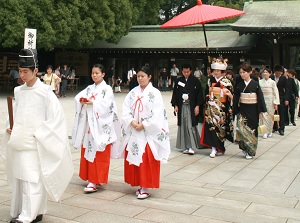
[79,144,111,184]
[124,143,160,188]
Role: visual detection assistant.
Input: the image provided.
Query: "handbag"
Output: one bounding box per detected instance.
[258,119,268,135]
[274,110,280,122]
[258,124,268,135]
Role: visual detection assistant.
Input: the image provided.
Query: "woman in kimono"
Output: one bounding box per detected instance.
[122,66,170,199]
[201,58,234,158]
[72,64,121,193]
[233,63,267,159]
[259,68,280,139]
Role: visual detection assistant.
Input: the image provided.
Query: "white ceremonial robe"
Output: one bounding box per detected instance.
[122,83,170,166]
[0,79,73,220]
[72,81,122,162]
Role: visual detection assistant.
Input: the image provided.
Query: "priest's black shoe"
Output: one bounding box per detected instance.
[10,214,43,223]
[292,122,296,126]
[278,130,284,136]
[10,219,22,223]
[32,214,43,223]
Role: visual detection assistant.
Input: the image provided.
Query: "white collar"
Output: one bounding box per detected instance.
[244,79,251,86]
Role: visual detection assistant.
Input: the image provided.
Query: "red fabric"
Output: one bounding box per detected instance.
[124,143,160,188]
[161,3,245,28]
[79,145,111,184]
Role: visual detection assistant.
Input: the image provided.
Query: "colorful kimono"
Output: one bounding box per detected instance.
[72,80,122,184]
[201,76,234,153]
[233,80,267,156]
[259,78,280,134]
[122,83,170,188]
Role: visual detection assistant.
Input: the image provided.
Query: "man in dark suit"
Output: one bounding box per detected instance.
[171,64,204,155]
[272,65,289,135]
[285,69,299,126]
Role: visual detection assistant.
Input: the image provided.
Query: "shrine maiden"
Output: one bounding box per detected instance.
[122,66,170,199]
[72,64,122,193]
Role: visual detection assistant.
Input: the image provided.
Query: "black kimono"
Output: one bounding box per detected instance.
[201,76,234,153]
[233,79,267,156]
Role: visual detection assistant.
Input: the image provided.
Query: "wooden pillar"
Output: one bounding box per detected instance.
[273,43,280,65]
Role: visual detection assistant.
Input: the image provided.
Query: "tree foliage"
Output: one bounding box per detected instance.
[0,0,292,50]
[0,0,135,50]
[158,0,248,24]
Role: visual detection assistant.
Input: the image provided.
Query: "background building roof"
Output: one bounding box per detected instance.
[231,0,300,33]
[92,25,256,52]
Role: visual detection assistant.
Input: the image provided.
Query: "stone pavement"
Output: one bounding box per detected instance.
[0,89,300,223]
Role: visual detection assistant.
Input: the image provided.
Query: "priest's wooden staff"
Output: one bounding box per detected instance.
[7,96,13,129]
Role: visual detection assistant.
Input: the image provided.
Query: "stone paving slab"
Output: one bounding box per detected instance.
[216,190,298,208]
[246,203,300,221]
[135,209,228,223]
[193,205,287,223]
[74,210,149,223]
[168,192,250,211]
[116,194,200,214]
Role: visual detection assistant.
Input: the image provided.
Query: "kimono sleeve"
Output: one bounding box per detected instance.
[171,80,179,107]
[257,85,267,113]
[273,82,280,105]
[122,92,135,134]
[35,91,74,202]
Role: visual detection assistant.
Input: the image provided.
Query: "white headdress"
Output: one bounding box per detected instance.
[211,57,228,71]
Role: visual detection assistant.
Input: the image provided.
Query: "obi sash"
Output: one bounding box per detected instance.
[210,86,227,103]
[240,93,257,104]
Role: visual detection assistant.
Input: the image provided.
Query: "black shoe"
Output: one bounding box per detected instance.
[32,215,43,223]
[10,219,22,223]
[278,130,284,136]
[292,122,296,126]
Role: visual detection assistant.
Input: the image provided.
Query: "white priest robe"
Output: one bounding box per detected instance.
[0,79,74,218]
[122,83,170,166]
[72,81,122,162]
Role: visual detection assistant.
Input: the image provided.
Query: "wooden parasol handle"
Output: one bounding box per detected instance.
[7,96,13,129]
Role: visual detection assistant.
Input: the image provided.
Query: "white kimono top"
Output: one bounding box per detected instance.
[0,78,74,202]
[72,80,122,162]
[122,83,170,166]
[259,78,280,114]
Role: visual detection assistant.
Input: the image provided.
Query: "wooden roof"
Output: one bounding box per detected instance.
[231,0,300,34]
[91,25,256,53]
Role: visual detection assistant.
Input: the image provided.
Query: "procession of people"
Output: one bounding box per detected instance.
[1,47,300,223]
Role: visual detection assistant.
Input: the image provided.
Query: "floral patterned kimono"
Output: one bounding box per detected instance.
[122,82,170,188]
[72,80,122,185]
[201,76,234,153]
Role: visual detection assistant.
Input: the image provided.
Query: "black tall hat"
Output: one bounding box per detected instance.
[18,48,38,68]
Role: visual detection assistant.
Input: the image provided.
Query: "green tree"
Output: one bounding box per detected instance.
[0,0,134,50]
[159,0,247,24]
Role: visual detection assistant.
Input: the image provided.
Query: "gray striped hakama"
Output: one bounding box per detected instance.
[176,101,200,150]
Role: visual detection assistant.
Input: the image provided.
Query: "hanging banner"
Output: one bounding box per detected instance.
[24,28,37,49]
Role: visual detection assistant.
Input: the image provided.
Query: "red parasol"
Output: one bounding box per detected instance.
[161,0,245,52]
